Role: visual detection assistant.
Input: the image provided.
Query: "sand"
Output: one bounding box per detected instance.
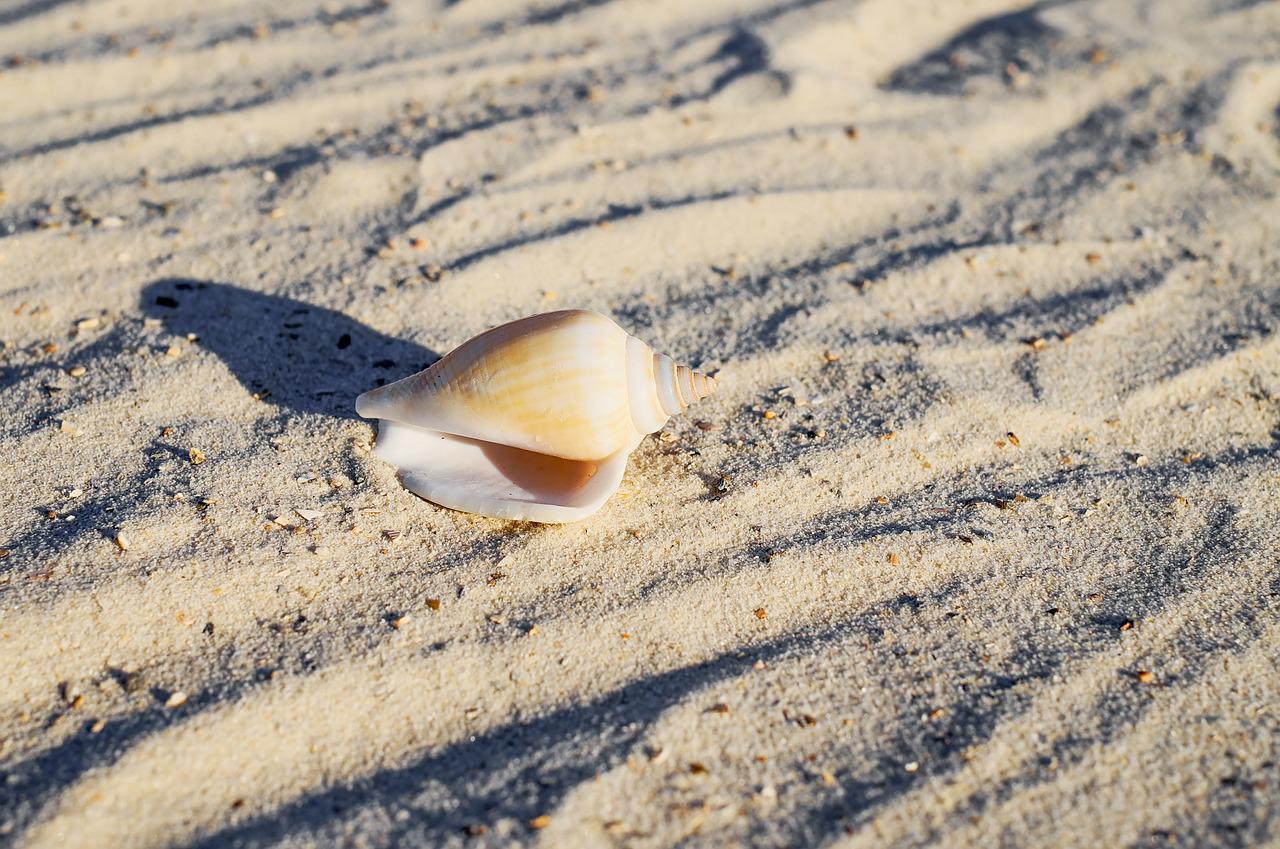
[1,0,1279,846]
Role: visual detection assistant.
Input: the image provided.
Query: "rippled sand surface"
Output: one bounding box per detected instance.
[2,1,1279,847]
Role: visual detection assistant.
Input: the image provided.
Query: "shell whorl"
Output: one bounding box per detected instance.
[653,353,716,415]
[624,335,716,436]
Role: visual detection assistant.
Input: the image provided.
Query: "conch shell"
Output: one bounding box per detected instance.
[355,310,716,523]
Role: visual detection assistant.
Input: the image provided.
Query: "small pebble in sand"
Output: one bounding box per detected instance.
[528,815,551,830]
[410,237,429,250]
[694,420,718,431]
[1085,252,1102,265]
[425,598,441,611]
[904,761,919,773]
[688,762,709,775]
[165,691,188,708]
[268,207,285,219]
[90,719,106,733]
[754,607,767,620]
[886,552,901,565]
[823,350,841,363]
[707,703,731,715]
[113,531,130,552]
[762,410,777,420]
[188,448,206,465]
[382,529,401,541]
[1006,432,1020,446]
[1135,670,1155,684]
[67,366,87,377]
[844,125,859,140]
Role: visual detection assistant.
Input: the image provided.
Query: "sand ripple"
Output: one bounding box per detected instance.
[1,0,1279,846]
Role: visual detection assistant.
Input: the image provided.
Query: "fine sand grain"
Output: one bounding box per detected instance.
[1,1,1279,847]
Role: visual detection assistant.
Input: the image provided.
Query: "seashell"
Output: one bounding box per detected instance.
[355,310,717,523]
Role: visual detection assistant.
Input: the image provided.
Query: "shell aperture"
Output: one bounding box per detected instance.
[355,310,716,523]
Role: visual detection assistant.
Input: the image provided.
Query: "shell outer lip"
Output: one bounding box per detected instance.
[373,420,637,523]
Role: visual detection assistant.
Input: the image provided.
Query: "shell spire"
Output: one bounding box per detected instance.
[641,350,716,420]
[668,357,717,411]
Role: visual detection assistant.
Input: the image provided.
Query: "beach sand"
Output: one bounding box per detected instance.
[1,0,1279,846]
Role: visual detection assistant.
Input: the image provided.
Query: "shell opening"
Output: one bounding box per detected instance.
[373,421,635,523]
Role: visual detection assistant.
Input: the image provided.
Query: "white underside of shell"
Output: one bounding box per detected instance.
[373,420,639,523]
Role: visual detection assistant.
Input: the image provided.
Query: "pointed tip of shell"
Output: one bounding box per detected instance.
[355,385,398,420]
[674,364,716,407]
[354,390,375,419]
[653,356,717,416]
